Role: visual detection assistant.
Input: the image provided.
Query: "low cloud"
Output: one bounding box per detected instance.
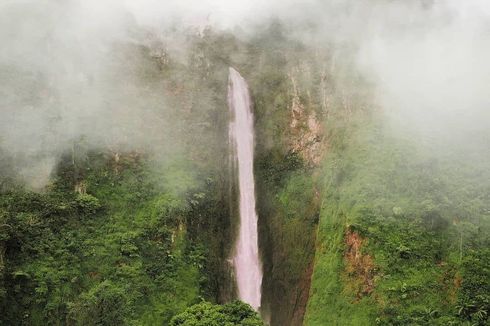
[1,0,488,188]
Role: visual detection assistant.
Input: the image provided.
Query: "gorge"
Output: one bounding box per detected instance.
[0,1,489,326]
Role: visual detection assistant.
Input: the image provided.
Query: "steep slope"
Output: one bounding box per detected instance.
[0,22,488,326]
[305,99,490,325]
[0,30,237,325]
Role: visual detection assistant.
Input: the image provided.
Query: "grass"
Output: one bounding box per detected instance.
[305,116,490,325]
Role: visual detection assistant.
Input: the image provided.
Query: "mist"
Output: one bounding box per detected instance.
[1,2,489,325]
[1,0,489,189]
[355,0,490,145]
[283,0,490,146]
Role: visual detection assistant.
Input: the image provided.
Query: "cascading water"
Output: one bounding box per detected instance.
[228,67,263,311]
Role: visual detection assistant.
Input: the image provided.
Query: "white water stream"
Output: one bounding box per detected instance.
[228,67,262,311]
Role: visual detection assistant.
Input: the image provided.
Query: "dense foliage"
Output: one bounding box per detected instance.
[170,301,264,326]
[305,117,490,325]
[0,21,488,326]
[0,150,226,325]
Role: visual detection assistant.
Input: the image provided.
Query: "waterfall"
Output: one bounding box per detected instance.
[228,67,262,311]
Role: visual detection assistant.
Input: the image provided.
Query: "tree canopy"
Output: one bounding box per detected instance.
[170,301,265,326]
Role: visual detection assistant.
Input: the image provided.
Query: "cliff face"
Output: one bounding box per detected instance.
[0,30,236,325]
[253,65,321,325]
[1,23,489,326]
[304,108,490,325]
[288,71,324,167]
[245,25,489,326]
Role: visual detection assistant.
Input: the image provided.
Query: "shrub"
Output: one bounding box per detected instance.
[170,301,264,326]
[75,193,101,214]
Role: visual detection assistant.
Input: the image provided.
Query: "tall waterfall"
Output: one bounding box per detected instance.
[228,67,262,311]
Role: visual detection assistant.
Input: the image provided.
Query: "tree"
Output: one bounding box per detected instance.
[170,301,264,326]
[68,281,128,326]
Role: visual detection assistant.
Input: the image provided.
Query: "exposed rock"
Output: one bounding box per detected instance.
[288,70,325,167]
[448,271,462,304]
[74,181,87,194]
[108,151,142,174]
[343,228,375,300]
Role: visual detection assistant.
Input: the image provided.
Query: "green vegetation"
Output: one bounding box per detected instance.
[170,301,264,326]
[0,21,488,326]
[0,151,220,325]
[238,24,489,325]
[247,25,321,325]
[305,117,490,325]
[0,28,240,325]
[256,150,319,325]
